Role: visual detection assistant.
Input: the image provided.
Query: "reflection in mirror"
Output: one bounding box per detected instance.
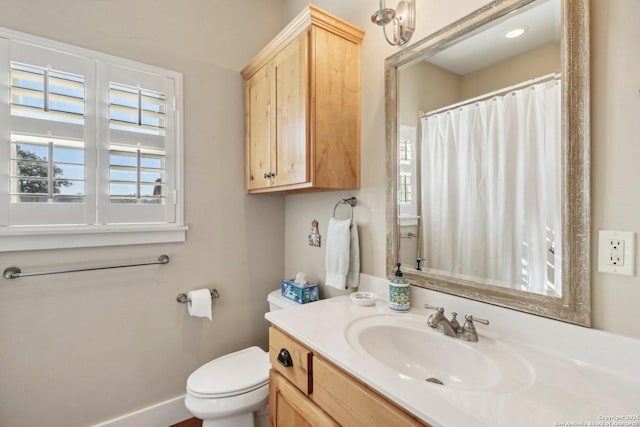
[386,0,590,325]
[400,0,561,297]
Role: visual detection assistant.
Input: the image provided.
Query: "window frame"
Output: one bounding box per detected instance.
[0,28,186,252]
[398,124,418,224]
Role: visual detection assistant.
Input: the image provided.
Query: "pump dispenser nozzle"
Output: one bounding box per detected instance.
[395,262,403,277]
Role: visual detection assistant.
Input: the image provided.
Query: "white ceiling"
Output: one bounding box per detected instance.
[426,0,561,75]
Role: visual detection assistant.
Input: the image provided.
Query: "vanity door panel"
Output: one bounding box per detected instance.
[312,355,430,427]
[269,370,338,427]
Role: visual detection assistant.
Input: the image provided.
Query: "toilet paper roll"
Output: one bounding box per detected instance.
[187,289,212,320]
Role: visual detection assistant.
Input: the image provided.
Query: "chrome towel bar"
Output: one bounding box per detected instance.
[176,289,220,303]
[3,255,170,279]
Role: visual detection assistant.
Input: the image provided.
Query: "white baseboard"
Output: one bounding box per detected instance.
[91,394,191,427]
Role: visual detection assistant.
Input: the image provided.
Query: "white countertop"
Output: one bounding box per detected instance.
[265,274,640,427]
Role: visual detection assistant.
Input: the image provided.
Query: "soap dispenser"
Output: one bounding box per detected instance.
[389,263,410,312]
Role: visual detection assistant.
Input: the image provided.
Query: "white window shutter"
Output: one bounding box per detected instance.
[6,41,95,226]
[97,63,176,224]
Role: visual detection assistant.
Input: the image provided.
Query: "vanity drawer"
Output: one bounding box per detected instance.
[312,355,430,427]
[269,326,313,395]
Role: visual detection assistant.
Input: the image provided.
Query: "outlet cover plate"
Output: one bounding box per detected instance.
[598,230,635,276]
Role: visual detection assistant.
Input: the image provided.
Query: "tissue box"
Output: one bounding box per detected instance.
[281,280,319,304]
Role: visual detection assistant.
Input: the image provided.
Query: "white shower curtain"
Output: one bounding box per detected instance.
[420,80,561,295]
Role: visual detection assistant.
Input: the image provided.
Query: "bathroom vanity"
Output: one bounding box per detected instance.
[265,274,640,427]
[268,326,427,426]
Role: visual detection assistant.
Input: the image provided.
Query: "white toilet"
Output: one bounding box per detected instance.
[184,289,299,427]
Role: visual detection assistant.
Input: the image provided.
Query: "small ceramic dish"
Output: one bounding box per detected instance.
[350,292,377,306]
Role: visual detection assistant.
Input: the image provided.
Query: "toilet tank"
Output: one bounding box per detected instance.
[267,289,300,311]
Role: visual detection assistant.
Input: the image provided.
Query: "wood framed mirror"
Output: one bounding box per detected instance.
[385,0,590,325]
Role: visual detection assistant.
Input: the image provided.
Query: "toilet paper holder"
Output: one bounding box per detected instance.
[176,289,220,303]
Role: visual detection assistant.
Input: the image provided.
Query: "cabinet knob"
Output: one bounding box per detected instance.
[277,348,293,368]
[264,172,275,179]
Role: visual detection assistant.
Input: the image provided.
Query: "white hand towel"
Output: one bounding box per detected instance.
[346,220,360,288]
[325,217,352,289]
[187,289,212,320]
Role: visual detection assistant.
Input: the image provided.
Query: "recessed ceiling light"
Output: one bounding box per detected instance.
[505,26,529,39]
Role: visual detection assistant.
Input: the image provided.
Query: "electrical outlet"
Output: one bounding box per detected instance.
[607,239,624,266]
[598,231,634,276]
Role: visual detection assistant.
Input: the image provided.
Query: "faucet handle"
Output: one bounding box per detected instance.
[423,303,444,313]
[459,314,489,342]
[464,314,489,325]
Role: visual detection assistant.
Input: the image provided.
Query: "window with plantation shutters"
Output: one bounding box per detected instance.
[2,40,93,227]
[9,63,85,205]
[0,30,185,251]
[399,173,413,205]
[108,83,166,205]
[99,64,176,224]
[398,124,417,223]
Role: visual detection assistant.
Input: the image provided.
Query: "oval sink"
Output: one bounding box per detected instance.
[345,314,533,393]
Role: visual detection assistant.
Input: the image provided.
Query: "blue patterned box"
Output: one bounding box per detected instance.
[281,280,319,304]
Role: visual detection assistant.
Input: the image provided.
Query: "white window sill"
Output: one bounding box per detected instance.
[0,224,188,252]
[398,215,420,227]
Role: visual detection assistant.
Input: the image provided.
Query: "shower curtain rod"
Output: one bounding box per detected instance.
[422,72,561,118]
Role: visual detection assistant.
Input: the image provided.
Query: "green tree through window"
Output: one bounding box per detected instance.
[17,147,71,196]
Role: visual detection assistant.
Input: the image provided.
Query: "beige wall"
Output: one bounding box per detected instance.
[590,0,640,335]
[282,0,640,339]
[399,60,460,129]
[0,1,286,426]
[461,42,561,99]
[400,42,560,126]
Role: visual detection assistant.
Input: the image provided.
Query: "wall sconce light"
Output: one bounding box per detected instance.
[371,0,415,46]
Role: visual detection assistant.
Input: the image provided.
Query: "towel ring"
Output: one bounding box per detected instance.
[333,197,357,221]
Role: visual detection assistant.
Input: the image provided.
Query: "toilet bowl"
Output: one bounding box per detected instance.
[184,290,299,427]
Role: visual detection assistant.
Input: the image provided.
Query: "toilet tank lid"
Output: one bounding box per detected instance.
[267,289,299,308]
[187,346,269,398]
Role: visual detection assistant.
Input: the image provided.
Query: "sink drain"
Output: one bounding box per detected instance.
[426,377,444,385]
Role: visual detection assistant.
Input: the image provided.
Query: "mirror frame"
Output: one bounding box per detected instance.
[385,0,590,326]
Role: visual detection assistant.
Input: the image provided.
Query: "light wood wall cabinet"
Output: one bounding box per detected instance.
[241,6,364,193]
[268,326,430,427]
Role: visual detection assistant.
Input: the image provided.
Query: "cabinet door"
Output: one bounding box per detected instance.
[311,26,360,189]
[269,370,338,427]
[271,32,308,187]
[312,356,429,427]
[246,65,273,190]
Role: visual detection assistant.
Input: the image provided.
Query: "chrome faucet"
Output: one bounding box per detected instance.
[424,304,489,342]
[424,304,459,337]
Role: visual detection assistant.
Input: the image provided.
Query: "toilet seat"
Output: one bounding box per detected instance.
[186,346,270,399]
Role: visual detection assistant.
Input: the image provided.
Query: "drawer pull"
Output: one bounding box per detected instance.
[277,348,293,367]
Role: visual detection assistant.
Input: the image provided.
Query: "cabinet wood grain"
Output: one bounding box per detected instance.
[312,355,430,427]
[270,370,339,427]
[242,5,364,193]
[269,326,313,395]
